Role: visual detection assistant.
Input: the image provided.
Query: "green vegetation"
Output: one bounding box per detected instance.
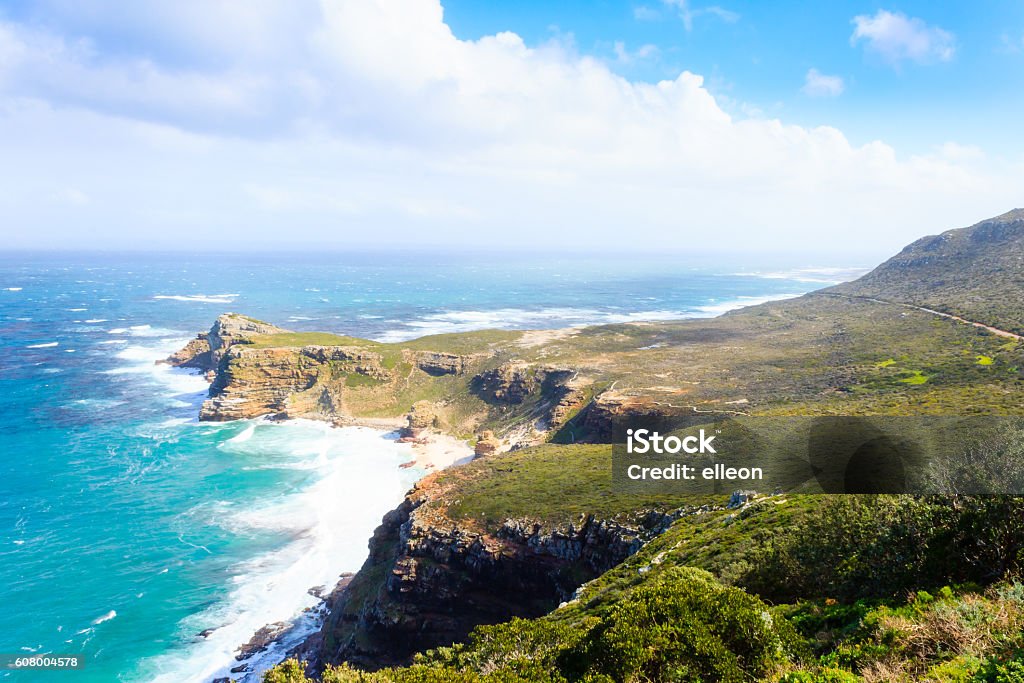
[978,355,994,365]
[267,495,1024,682]
[238,314,273,325]
[898,370,929,384]
[781,582,1024,681]
[875,358,896,368]
[267,568,802,683]
[397,329,524,354]
[246,331,371,348]
[438,443,713,528]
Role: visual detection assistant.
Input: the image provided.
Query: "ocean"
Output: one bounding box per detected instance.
[0,251,864,682]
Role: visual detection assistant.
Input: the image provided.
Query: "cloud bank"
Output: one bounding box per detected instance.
[0,0,1017,255]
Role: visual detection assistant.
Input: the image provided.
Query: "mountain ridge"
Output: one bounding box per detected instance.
[829,208,1024,335]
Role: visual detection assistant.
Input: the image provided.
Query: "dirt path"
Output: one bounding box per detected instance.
[821,293,1024,341]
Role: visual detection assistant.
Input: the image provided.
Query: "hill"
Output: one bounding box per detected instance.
[830,209,1024,335]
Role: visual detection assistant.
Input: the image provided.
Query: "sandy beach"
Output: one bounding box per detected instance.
[409,431,475,470]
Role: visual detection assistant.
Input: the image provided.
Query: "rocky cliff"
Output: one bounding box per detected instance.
[162,313,287,377]
[165,315,597,437]
[312,455,701,671]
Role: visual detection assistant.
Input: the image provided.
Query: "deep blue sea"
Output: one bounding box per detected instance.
[0,251,865,682]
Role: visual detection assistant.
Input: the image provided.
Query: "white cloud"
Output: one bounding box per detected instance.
[851,10,956,66]
[633,6,661,21]
[802,68,844,97]
[661,0,740,32]
[0,0,1017,256]
[613,41,659,64]
[936,142,984,162]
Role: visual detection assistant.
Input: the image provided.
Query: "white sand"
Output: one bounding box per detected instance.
[409,432,475,470]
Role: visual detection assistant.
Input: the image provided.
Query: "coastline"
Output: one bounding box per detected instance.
[161,289,831,680]
[205,421,473,682]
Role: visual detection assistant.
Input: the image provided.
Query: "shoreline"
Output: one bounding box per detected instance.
[211,419,473,682]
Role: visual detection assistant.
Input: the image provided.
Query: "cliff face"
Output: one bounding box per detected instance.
[166,315,596,435]
[165,313,288,376]
[199,344,390,421]
[315,470,680,670]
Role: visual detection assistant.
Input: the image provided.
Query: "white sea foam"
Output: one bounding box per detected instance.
[731,266,870,284]
[103,338,209,401]
[91,610,117,626]
[26,342,59,349]
[374,297,805,342]
[4,287,22,291]
[137,422,424,683]
[68,308,87,312]
[127,324,184,337]
[153,293,239,304]
[685,293,802,317]
[70,398,126,409]
[84,319,108,323]
[227,423,257,444]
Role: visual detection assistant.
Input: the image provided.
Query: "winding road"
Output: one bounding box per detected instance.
[820,292,1024,341]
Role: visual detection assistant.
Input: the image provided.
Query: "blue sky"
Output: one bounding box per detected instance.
[0,0,1020,257]
[442,0,1024,155]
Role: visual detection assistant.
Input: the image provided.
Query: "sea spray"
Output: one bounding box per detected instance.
[135,421,424,683]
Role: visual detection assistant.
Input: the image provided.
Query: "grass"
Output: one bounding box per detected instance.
[245,331,372,348]
[875,358,897,368]
[437,443,716,528]
[397,329,524,354]
[899,370,930,384]
[977,355,994,365]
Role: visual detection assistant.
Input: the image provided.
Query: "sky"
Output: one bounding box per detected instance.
[0,0,1021,258]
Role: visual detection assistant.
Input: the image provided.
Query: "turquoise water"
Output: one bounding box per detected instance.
[0,252,862,682]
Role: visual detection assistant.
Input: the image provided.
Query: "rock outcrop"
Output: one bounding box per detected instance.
[472,362,537,404]
[161,334,213,371]
[314,477,679,671]
[471,362,589,432]
[199,345,392,421]
[207,314,288,366]
[163,313,288,374]
[398,401,440,440]
[413,351,479,376]
[473,430,501,457]
[200,346,317,421]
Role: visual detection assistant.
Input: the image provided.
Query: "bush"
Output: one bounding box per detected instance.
[558,567,801,682]
[778,669,859,683]
[740,496,1024,603]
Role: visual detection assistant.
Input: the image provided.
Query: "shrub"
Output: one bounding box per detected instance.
[558,567,801,682]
